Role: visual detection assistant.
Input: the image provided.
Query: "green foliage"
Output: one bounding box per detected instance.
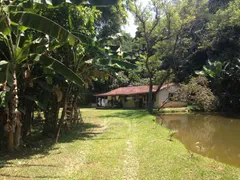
[89,0,118,7]
[10,11,78,46]
[196,60,222,78]
[0,0,134,152]
[168,130,177,141]
[212,0,240,28]
[173,76,218,111]
[96,0,128,38]
[35,55,84,86]
[188,0,240,112]
[10,0,119,7]
[128,0,211,112]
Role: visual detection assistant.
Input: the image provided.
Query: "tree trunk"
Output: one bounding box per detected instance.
[65,94,74,131]
[5,71,22,151]
[73,98,83,125]
[56,88,69,143]
[22,99,33,137]
[14,119,21,148]
[43,95,59,137]
[148,78,153,113]
[55,103,66,143]
[22,86,35,137]
[72,96,78,125]
[4,107,14,152]
[0,108,7,149]
[8,130,14,152]
[75,107,83,124]
[13,72,22,149]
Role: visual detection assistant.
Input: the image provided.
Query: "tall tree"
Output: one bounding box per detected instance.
[129,0,176,113]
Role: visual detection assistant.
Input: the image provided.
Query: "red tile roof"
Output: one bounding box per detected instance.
[95,83,176,97]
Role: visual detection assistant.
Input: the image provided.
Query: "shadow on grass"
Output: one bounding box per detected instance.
[0,173,61,179]
[0,122,104,175]
[57,123,104,143]
[98,109,150,119]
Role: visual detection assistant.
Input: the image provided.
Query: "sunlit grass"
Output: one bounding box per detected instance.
[1,108,240,179]
[158,107,189,113]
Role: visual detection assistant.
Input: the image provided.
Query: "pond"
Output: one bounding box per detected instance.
[157,114,240,167]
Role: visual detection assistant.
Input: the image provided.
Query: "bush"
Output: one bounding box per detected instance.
[173,76,218,111]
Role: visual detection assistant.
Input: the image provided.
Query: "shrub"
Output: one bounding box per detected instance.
[173,76,218,111]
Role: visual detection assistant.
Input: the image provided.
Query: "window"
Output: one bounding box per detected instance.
[169,93,174,101]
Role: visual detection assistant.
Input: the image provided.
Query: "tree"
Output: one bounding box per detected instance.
[0,0,137,150]
[185,0,240,112]
[96,0,128,39]
[129,0,174,113]
[0,0,108,151]
[201,0,240,112]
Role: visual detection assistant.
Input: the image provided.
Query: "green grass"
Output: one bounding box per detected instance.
[158,107,189,113]
[1,108,240,179]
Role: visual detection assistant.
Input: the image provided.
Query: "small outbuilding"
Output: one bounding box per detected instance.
[95,83,186,109]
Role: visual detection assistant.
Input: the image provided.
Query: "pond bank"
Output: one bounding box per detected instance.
[1,109,240,179]
[158,107,189,113]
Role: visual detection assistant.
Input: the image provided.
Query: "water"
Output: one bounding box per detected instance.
[157,114,240,167]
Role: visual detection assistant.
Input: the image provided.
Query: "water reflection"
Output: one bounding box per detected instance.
[157,114,240,167]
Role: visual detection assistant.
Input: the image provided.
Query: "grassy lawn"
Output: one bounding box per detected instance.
[1,108,240,179]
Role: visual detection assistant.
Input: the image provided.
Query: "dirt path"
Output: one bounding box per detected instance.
[123,139,139,180]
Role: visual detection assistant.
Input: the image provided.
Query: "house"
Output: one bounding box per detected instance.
[95,83,186,109]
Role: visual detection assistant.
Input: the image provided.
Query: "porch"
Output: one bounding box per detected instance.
[96,94,152,109]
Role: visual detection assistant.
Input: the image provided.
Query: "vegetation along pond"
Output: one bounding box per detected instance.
[157,114,240,167]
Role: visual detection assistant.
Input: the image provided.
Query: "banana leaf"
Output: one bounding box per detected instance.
[10,11,79,46]
[34,55,84,86]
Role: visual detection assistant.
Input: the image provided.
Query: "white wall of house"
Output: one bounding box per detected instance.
[154,85,179,109]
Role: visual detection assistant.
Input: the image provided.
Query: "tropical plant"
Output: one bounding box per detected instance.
[0,0,86,151]
[0,0,137,151]
[0,0,129,151]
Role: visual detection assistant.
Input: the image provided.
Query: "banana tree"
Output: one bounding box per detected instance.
[48,3,137,140]
[0,0,132,149]
[0,2,83,151]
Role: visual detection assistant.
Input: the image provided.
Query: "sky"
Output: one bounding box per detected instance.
[122,0,150,37]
